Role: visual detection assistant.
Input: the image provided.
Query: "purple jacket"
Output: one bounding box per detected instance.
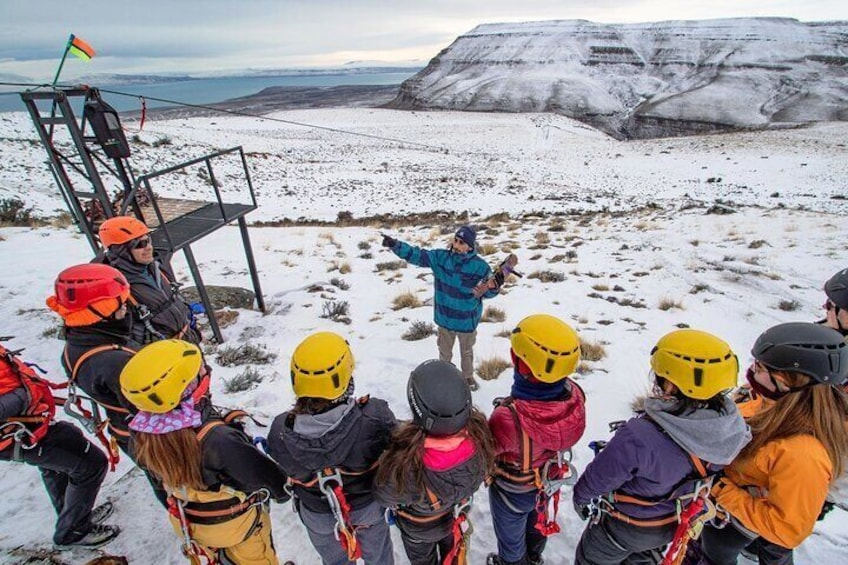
[573,417,705,519]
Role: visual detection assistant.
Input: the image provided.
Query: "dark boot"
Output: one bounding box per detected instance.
[487,553,528,565]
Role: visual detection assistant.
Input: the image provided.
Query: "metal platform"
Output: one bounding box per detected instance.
[19,87,265,342]
[148,202,255,250]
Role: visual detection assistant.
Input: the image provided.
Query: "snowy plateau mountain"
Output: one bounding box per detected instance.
[388,18,848,139]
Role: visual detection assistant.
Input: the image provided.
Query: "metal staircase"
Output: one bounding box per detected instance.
[20,86,265,342]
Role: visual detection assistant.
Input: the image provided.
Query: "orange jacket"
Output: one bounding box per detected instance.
[713,434,832,549]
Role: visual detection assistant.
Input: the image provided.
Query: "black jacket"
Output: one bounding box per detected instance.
[374,439,487,541]
[101,248,201,345]
[198,403,289,501]
[61,322,138,448]
[267,397,397,512]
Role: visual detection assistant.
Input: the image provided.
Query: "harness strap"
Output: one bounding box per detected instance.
[441,510,471,565]
[64,344,137,386]
[608,510,681,528]
[288,460,380,489]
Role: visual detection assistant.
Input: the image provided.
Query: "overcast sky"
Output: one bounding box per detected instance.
[1,0,845,81]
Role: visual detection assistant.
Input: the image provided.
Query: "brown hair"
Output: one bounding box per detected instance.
[375,408,496,499]
[291,396,337,416]
[134,428,206,491]
[740,371,848,480]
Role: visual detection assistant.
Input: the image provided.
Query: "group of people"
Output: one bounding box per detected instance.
[1,216,847,565]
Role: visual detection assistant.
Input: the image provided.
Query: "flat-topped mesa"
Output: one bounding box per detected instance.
[386,18,848,139]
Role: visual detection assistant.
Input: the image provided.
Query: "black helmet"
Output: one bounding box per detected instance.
[825,268,848,310]
[407,360,471,436]
[752,322,848,386]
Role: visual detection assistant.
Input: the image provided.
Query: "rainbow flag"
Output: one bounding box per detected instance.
[68,34,95,61]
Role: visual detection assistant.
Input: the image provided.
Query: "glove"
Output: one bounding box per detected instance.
[574,500,592,521]
[381,234,397,248]
[818,501,836,521]
[494,271,505,287]
[253,436,269,454]
[189,302,206,315]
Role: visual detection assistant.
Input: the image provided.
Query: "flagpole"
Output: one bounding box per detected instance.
[52,35,73,86]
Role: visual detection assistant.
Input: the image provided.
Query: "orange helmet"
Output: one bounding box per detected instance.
[99,216,149,247]
[46,264,131,327]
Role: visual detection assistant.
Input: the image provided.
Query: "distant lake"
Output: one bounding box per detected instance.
[0,71,416,113]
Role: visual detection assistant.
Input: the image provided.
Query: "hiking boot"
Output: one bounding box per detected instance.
[487,554,527,565]
[91,501,114,525]
[55,524,121,550]
[466,377,480,391]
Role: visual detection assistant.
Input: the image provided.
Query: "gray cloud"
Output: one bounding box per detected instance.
[1,0,845,80]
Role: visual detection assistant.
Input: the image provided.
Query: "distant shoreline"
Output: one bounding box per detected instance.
[123,84,402,120]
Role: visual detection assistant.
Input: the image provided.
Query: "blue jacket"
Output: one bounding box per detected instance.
[391,240,497,333]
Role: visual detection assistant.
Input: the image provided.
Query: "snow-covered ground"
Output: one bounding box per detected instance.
[0,108,846,563]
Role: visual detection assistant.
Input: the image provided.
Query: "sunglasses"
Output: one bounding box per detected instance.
[132,237,151,250]
[825,299,838,312]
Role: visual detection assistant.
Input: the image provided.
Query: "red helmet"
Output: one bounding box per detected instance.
[46,264,131,326]
[98,216,149,247]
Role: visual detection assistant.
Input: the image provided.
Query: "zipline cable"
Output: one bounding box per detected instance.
[0,81,452,153]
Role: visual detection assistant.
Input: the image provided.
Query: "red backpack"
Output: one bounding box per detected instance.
[0,342,57,451]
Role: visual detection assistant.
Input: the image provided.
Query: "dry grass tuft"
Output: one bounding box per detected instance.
[402,321,437,341]
[392,291,423,310]
[658,297,685,311]
[478,242,498,256]
[580,338,607,362]
[476,357,511,381]
[481,305,507,323]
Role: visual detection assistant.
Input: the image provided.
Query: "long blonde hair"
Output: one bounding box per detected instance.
[134,428,206,491]
[741,371,848,480]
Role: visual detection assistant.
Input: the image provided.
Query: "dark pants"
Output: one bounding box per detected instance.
[400,529,454,565]
[397,513,456,565]
[489,484,548,564]
[0,421,107,545]
[700,523,794,565]
[574,515,676,565]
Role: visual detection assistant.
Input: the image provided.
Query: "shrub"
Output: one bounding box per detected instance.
[321,300,351,324]
[224,367,264,393]
[481,305,506,323]
[152,136,173,147]
[330,277,350,291]
[689,284,710,294]
[658,297,684,311]
[591,284,609,291]
[358,240,372,250]
[339,262,351,274]
[477,242,498,256]
[375,260,406,272]
[392,291,422,310]
[216,344,276,367]
[580,339,607,362]
[476,357,511,381]
[0,197,35,226]
[402,321,436,341]
[777,299,800,312]
[495,327,512,338]
[528,270,566,283]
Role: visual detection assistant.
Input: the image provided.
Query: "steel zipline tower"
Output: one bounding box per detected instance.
[20,86,265,342]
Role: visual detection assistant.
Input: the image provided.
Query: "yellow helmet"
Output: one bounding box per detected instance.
[510,314,580,383]
[650,329,738,400]
[120,339,203,413]
[290,332,354,399]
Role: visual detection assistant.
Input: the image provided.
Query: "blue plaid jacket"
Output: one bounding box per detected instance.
[391,240,497,332]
